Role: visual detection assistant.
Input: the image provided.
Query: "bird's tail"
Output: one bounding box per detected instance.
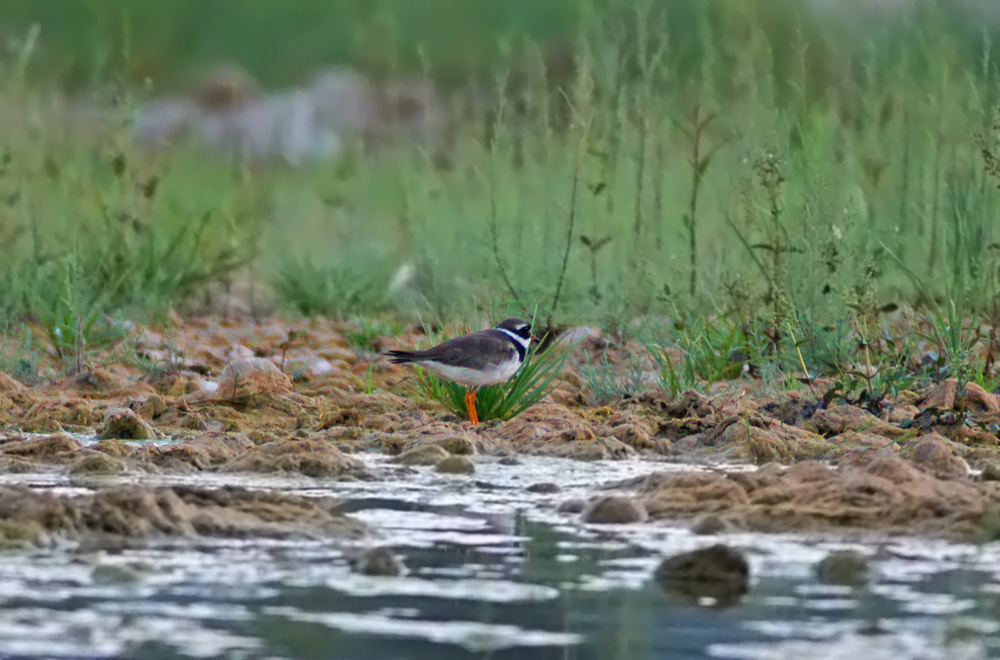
[386,350,423,364]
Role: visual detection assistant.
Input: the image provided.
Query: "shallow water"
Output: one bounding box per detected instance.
[1,455,999,660]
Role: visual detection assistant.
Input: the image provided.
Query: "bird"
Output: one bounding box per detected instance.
[386,318,533,425]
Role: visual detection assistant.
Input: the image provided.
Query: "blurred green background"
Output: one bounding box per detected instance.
[3,0,992,91]
[0,0,584,90]
[1,0,1000,330]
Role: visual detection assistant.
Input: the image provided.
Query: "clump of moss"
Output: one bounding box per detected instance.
[0,519,46,549]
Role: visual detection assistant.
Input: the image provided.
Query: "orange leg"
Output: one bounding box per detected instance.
[464,388,480,425]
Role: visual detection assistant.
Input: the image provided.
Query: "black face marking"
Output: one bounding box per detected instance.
[496,317,532,341]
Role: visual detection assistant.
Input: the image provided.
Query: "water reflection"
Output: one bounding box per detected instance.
[0,456,998,659]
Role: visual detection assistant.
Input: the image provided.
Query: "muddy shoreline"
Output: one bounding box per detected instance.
[1,318,999,547]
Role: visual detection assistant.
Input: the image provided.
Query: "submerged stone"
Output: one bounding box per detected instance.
[557,498,587,514]
[582,495,648,524]
[655,543,750,606]
[353,546,405,576]
[815,549,870,586]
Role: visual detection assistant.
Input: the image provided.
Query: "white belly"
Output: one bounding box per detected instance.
[422,359,521,387]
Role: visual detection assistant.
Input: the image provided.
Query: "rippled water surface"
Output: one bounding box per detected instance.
[1,455,999,660]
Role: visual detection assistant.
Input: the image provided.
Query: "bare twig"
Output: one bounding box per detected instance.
[548,132,584,326]
[653,128,665,251]
[488,148,527,316]
[670,103,731,297]
[75,314,84,375]
[631,114,647,267]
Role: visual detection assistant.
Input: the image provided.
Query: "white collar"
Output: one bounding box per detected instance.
[498,328,531,350]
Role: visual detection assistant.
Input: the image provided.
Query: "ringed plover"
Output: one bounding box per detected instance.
[387,318,532,425]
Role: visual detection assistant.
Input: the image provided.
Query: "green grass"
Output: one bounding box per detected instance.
[0,0,999,337]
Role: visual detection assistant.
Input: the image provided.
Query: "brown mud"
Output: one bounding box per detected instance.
[1,316,999,546]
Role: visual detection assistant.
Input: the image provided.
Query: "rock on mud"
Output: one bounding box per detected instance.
[223,437,368,479]
[832,431,900,468]
[394,444,450,466]
[0,372,25,392]
[654,544,750,606]
[97,406,157,440]
[691,513,733,535]
[582,495,648,524]
[803,405,904,438]
[530,431,634,461]
[707,417,831,463]
[434,455,475,475]
[215,357,293,399]
[72,368,146,394]
[135,395,169,420]
[899,434,971,480]
[0,484,367,547]
[68,453,127,476]
[380,428,478,456]
[606,423,659,452]
[0,434,86,463]
[553,326,605,350]
[638,457,990,537]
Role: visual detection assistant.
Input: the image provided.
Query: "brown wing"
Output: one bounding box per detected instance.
[405,330,516,371]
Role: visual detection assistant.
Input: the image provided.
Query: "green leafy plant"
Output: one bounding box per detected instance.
[818,317,920,414]
[409,337,575,423]
[919,304,1000,394]
[39,312,117,370]
[643,317,751,396]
